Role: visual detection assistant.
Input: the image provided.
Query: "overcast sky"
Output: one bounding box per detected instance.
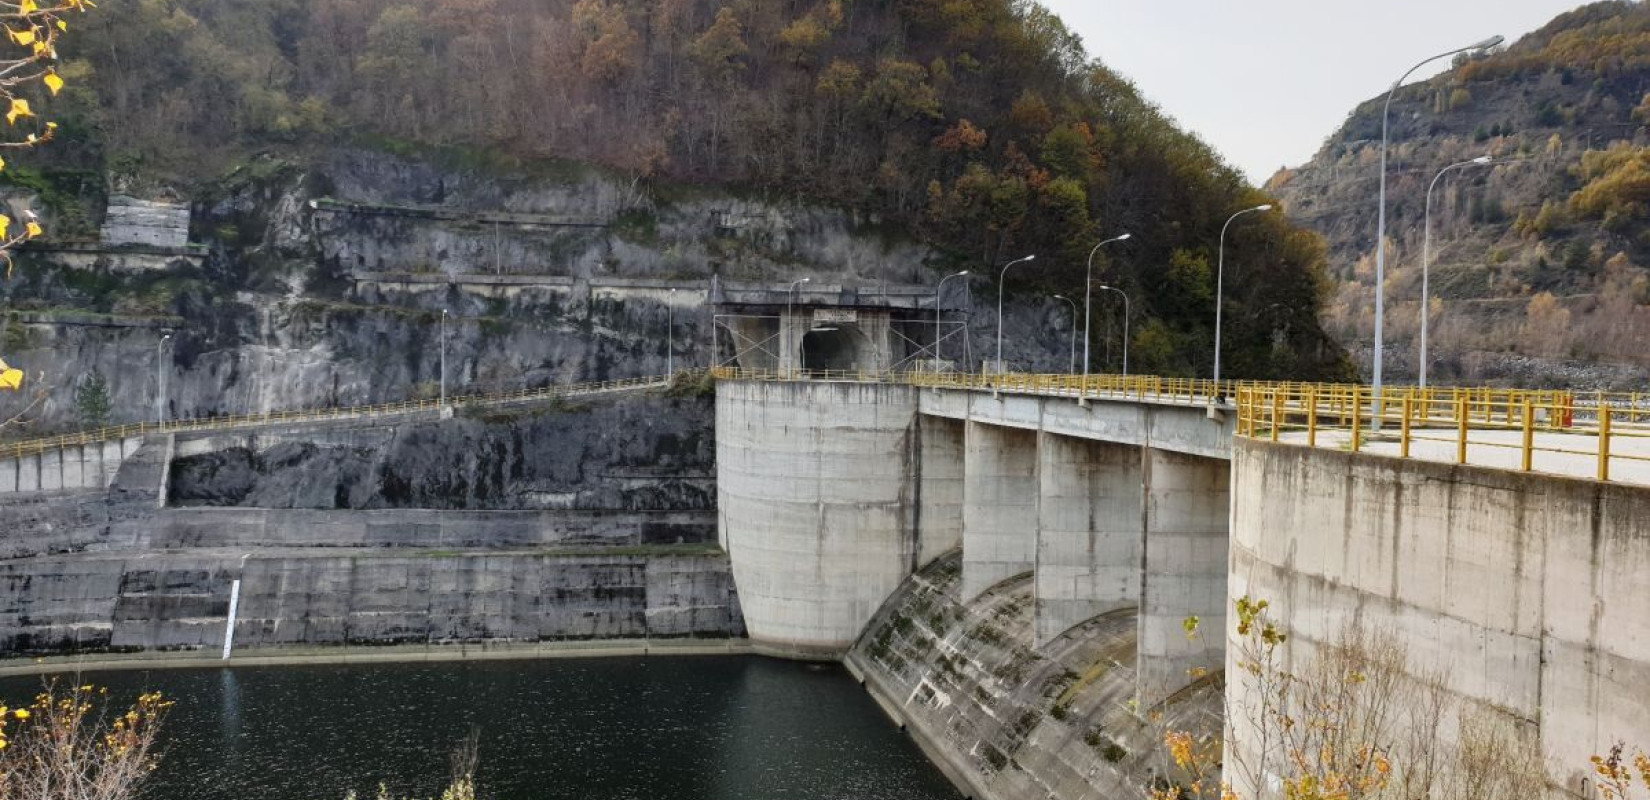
[1040,0,1589,183]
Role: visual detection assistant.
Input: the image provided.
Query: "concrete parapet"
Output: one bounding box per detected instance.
[1228,439,1650,797]
[716,379,919,658]
[962,422,1038,601]
[1138,448,1228,704]
[1035,434,1141,647]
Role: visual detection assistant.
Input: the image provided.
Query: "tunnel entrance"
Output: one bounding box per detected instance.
[801,325,866,373]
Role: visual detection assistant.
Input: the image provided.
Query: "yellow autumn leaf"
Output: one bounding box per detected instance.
[18,0,37,13]
[0,359,21,392]
[7,98,32,125]
[55,20,65,32]
[0,213,11,239]
[0,154,7,172]
[9,27,34,46]
[42,70,61,95]
[25,220,42,238]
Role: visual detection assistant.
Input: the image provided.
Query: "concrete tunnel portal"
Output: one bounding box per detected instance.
[801,325,867,373]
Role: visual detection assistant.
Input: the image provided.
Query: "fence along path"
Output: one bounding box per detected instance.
[2,374,677,462]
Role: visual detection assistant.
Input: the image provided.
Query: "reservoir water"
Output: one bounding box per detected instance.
[0,656,962,800]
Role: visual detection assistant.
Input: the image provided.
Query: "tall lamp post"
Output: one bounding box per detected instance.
[1098,285,1133,377]
[155,333,172,426]
[667,288,677,377]
[439,309,449,410]
[1420,156,1492,389]
[787,278,810,372]
[1374,35,1504,402]
[1052,294,1077,375]
[1214,205,1274,389]
[934,270,969,373]
[995,255,1037,374]
[1084,233,1131,378]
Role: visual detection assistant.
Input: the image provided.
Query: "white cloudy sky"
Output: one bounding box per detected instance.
[1039,0,1589,183]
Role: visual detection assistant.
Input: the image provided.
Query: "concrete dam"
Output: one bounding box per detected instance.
[4,369,1648,798]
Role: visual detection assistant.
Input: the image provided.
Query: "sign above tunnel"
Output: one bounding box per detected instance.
[813,309,858,324]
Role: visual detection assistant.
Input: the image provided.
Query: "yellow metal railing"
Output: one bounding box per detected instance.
[1234,384,1648,482]
[2,373,680,462]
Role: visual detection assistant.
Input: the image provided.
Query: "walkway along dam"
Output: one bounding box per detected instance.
[3,370,1648,798]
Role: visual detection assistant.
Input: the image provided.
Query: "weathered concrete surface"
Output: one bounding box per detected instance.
[917,416,965,569]
[101,196,191,249]
[0,549,743,655]
[0,391,740,656]
[0,437,143,495]
[1139,449,1228,704]
[846,551,1221,800]
[962,422,1038,601]
[716,380,918,658]
[1036,435,1140,647]
[1229,439,1650,797]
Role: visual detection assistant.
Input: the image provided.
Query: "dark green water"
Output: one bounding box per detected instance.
[0,657,962,800]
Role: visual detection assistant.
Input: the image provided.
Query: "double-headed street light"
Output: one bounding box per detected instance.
[934,270,969,373]
[1052,294,1077,375]
[1420,155,1493,388]
[1084,233,1131,378]
[995,255,1036,374]
[156,333,172,425]
[1097,285,1132,377]
[1213,205,1274,388]
[1374,35,1504,401]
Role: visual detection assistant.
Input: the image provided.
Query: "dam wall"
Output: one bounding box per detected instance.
[845,551,1220,800]
[1229,439,1650,797]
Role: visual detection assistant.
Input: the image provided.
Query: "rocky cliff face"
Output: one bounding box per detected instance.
[845,553,1220,800]
[0,146,1085,435]
[1272,2,1650,388]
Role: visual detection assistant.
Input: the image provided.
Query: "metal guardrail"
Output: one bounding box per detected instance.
[1,373,680,462]
[1234,384,1650,482]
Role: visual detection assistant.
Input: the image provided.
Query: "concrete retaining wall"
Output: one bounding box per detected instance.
[1229,439,1650,797]
[716,380,919,658]
[0,437,143,495]
[0,551,743,655]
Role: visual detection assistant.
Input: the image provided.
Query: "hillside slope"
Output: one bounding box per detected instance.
[0,1,1346,405]
[1272,1,1650,388]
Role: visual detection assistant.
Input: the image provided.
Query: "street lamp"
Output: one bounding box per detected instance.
[667,288,677,377]
[439,309,448,410]
[1084,233,1131,378]
[1098,285,1133,377]
[995,255,1037,374]
[1214,205,1273,388]
[1420,155,1492,389]
[1053,295,1077,375]
[155,334,172,426]
[1374,35,1504,402]
[787,278,810,372]
[934,270,969,373]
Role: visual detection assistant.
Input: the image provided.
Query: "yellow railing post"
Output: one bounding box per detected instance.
[1400,397,1412,459]
[1456,397,1469,465]
[1599,406,1612,482]
[1271,390,1281,442]
[1521,398,1534,473]
[1351,386,1363,453]
[1307,389,1318,448]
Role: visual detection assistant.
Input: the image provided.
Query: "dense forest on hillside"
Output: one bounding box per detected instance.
[7,0,1350,380]
[1273,0,1650,387]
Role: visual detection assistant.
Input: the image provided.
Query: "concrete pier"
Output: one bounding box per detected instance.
[961,422,1039,601]
[1139,448,1229,702]
[1035,435,1141,647]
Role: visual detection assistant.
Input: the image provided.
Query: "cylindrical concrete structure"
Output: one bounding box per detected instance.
[716,380,920,659]
[1228,439,1650,797]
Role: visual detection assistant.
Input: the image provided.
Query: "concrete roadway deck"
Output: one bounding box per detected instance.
[1279,427,1650,487]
